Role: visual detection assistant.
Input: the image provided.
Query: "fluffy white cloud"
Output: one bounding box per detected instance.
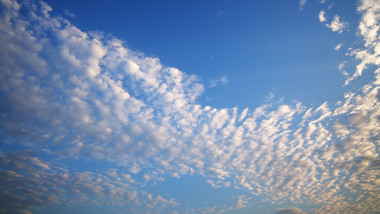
[0,0,379,213]
[344,0,380,84]
[326,15,347,33]
[318,10,327,22]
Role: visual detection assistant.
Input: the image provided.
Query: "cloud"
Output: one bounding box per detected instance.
[334,43,342,50]
[209,75,228,88]
[299,0,307,10]
[326,15,347,33]
[0,0,379,213]
[318,10,327,22]
[0,151,178,213]
[344,0,380,84]
[275,207,306,214]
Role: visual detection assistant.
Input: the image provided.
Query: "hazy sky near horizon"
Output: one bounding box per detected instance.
[0,0,379,213]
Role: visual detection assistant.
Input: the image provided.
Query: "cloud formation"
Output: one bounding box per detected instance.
[334,43,342,50]
[0,0,379,213]
[318,10,327,22]
[326,15,347,33]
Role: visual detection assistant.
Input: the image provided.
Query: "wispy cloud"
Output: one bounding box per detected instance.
[299,0,307,10]
[209,75,228,88]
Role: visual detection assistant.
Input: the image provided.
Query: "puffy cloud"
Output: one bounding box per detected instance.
[344,0,380,84]
[326,15,347,33]
[318,10,327,22]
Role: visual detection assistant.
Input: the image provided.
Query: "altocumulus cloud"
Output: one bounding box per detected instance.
[0,0,379,213]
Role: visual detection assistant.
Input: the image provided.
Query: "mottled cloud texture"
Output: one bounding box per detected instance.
[0,0,379,213]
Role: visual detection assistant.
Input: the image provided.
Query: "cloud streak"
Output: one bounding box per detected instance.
[0,0,379,213]
[209,75,228,88]
[299,0,307,10]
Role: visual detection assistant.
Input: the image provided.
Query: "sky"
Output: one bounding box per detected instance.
[0,0,378,213]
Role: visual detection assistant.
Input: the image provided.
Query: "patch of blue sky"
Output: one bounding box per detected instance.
[44,0,359,109]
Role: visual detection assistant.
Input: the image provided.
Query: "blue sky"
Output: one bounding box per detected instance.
[0,0,379,214]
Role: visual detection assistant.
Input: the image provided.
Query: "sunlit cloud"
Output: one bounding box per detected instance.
[334,43,342,50]
[325,15,347,33]
[318,10,327,22]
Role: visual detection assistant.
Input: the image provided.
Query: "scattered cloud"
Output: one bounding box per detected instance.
[338,60,347,70]
[334,43,342,50]
[318,10,327,22]
[299,0,307,10]
[326,15,347,33]
[345,0,380,84]
[209,75,228,88]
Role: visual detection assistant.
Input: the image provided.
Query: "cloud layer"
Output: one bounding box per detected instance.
[0,0,379,213]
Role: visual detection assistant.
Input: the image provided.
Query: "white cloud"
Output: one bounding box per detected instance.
[344,0,380,84]
[326,15,347,33]
[334,43,342,50]
[319,10,327,22]
[235,195,250,209]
